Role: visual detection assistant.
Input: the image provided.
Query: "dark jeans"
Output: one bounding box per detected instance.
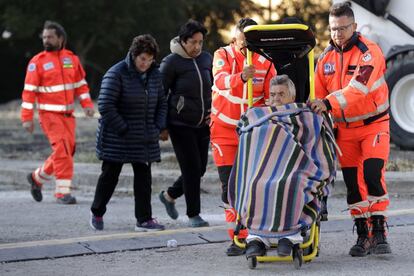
[167,124,210,218]
[91,160,152,223]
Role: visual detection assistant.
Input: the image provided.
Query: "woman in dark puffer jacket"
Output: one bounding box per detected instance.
[158,19,212,227]
[90,34,167,232]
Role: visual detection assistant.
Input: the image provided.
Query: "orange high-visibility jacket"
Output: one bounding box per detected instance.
[21,49,93,122]
[315,33,389,128]
[211,45,276,128]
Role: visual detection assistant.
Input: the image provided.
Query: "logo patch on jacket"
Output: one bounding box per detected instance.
[43,62,54,71]
[362,53,372,62]
[28,63,36,72]
[323,63,335,75]
[252,77,264,84]
[215,59,225,68]
[62,57,73,68]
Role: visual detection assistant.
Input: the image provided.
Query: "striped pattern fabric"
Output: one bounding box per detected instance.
[228,103,337,238]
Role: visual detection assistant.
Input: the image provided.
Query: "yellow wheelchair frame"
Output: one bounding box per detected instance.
[234,23,320,270]
[234,211,321,269]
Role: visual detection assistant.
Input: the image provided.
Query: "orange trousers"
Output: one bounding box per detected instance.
[33,112,76,196]
[211,121,248,239]
[337,120,390,218]
[210,122,238,166]
[225,207,248,239]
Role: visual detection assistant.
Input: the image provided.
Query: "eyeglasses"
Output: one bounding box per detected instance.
[329,23,354,33]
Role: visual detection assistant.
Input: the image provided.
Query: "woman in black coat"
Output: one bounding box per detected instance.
[159,20,212,227]
[90,34,167,232]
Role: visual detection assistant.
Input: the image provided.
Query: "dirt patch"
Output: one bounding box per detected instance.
[0,100,99,162]
[1,100,414,171]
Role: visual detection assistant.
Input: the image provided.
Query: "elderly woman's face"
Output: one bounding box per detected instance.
[268,84,295,106]
[182,32,203,58]
[134,52,154,72]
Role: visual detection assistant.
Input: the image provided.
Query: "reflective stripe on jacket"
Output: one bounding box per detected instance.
[211,45,276,127]
[21,49,93,122]
[315,33,389,128]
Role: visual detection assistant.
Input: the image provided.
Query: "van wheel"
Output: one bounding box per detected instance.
[386,51,414,150]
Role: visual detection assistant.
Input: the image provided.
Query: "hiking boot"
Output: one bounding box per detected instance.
[135,218,165,232]
[277,238,293,256]
[349,218,371,257]
[56,194,77,205]
[90,212,104,231]
[370,215,392,254]
[188,215,209,227]
[246,240,266,258]
[226,242,245,256]
[159,191,178,220]
[27,173,42,202]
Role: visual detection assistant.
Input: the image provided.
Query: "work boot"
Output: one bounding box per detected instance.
[370,215,392,254]
[27,173,42,202]
[226,242,245,256]
[56,194,77,205]
[349,218,371,257]
[245,240,266,258]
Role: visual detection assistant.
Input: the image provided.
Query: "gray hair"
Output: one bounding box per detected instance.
[269,74,296,99]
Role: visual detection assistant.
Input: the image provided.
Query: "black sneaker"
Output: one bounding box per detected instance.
[27,173,42,202]
[277,238,293,256]
[56,194,77,205]
[246,240,266,258]
[90,212,104,231]
[159,191,179,220]
[226,242,245,256]
[135,218,165,232]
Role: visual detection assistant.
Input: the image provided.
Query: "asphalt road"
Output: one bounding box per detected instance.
[1,189,414,276]
[3,226,414,276]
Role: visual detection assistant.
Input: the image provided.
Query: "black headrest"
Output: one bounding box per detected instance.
[245,25,316,64]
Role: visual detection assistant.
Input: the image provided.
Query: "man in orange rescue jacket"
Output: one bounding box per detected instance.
[211,18,276,256]
[21,21,94,205]
[309,2,391,257]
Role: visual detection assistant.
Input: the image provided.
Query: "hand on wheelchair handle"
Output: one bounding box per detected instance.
[241,65,255,81]
[308,99,327,115]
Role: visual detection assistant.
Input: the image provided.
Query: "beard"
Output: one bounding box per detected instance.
[44,43,60,52]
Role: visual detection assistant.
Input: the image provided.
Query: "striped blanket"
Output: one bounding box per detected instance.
[228,103,337,238]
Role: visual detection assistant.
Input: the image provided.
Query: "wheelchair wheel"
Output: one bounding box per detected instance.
[247,256,257,269]
[292,245,303,270]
